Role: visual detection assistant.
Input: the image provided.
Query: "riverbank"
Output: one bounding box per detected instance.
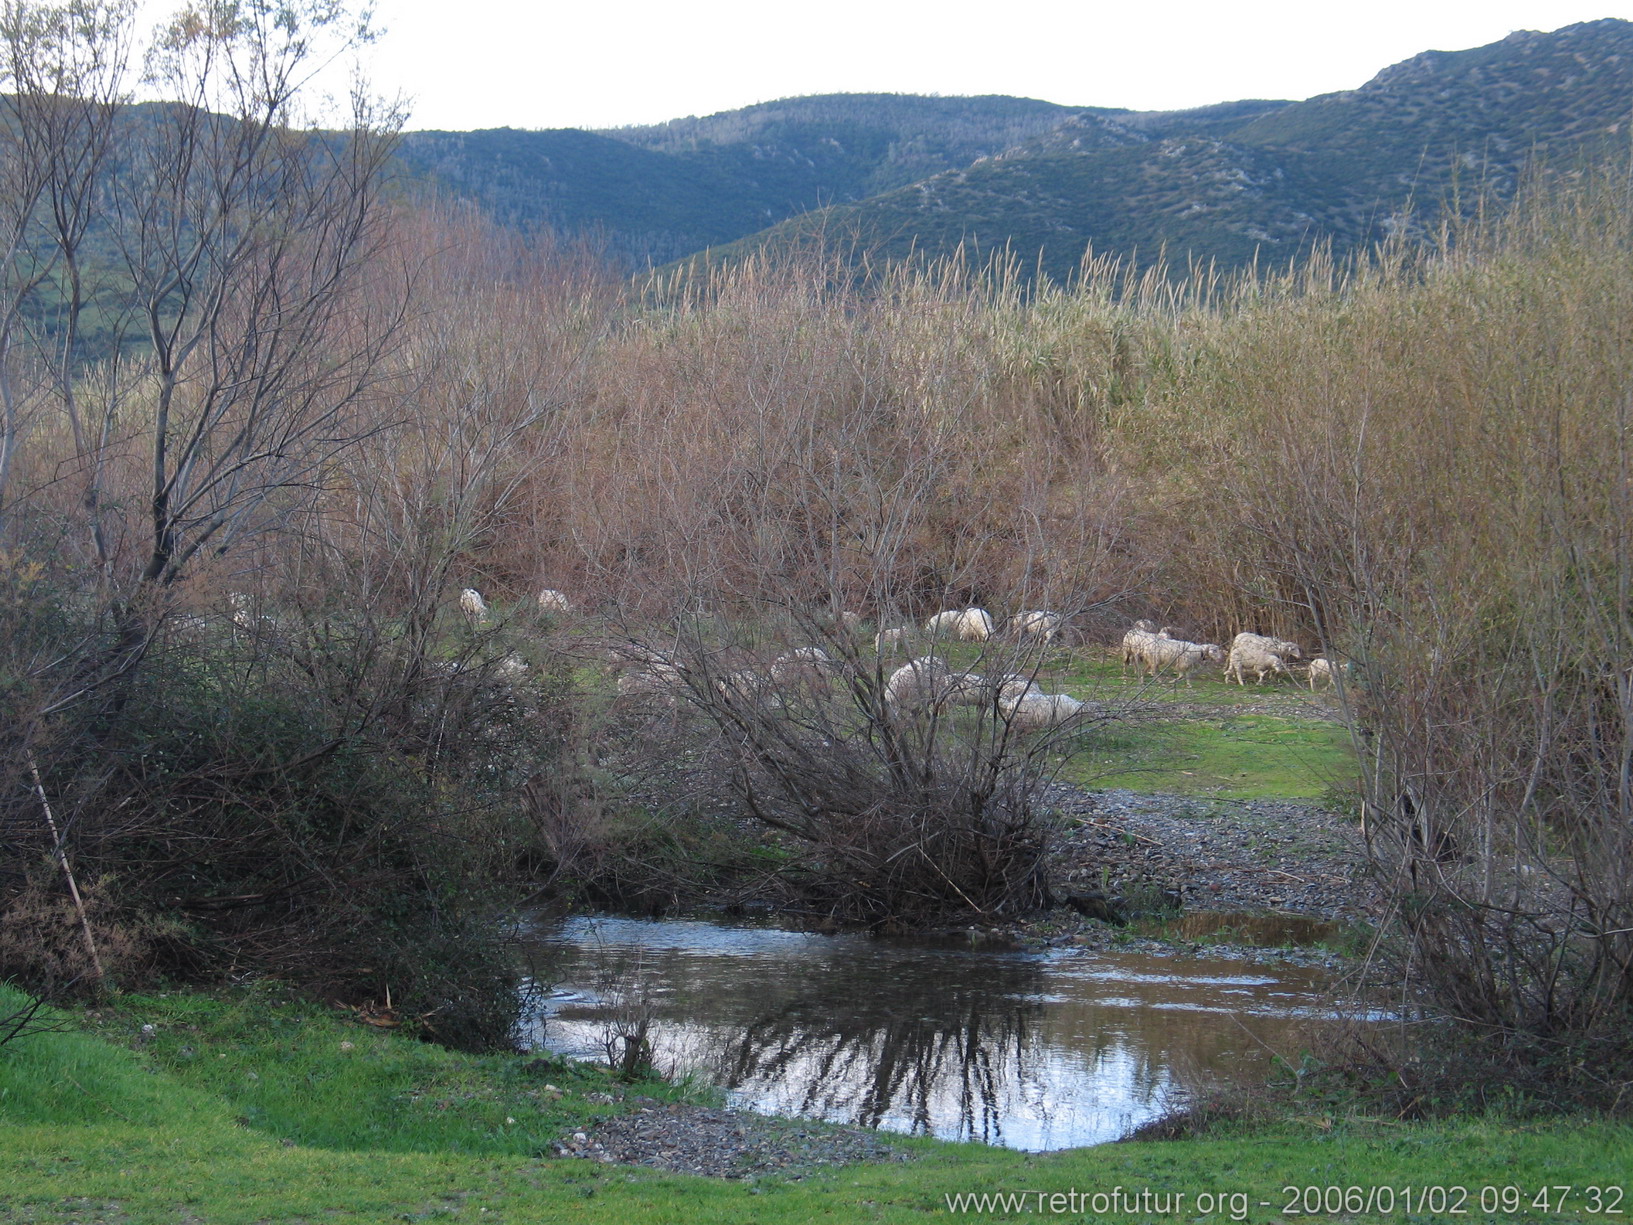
[4,980,1630,1224]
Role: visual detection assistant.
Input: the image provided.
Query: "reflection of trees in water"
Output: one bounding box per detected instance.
[705,955,1139,1145]
[520,922,1322,1146]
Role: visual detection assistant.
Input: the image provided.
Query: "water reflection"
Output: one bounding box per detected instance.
[517,915,1335,1150]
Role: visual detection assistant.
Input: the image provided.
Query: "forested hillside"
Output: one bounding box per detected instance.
[396,19,1633,277]
[394,95,1095,265]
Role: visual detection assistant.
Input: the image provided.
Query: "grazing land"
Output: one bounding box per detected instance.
[4,982,1631,1224]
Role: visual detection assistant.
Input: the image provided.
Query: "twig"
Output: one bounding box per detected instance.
[1072,817,1163,846]
[27,753,104,984]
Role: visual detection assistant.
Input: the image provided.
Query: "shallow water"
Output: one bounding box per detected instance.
[515,914,1343,1151]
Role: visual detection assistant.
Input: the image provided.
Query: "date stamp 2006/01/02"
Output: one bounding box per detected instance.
[942,1184,1626,1219]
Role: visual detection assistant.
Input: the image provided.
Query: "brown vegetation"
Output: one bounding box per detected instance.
[2,0,1631,1099]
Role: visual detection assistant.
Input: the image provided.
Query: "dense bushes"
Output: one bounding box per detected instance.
[0,589,573,1047]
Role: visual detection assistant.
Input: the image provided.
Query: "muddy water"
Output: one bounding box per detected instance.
[516,914,1341,1151]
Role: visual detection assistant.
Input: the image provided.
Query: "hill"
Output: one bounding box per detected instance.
[394,20,1633,276]
[394,95,1099,266]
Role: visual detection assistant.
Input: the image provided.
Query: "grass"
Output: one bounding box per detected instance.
[1030,651,1358,800]
[574,635,1358,801]
[1061,713,1355,800]
[3,981,1632,1223]
[61,984,667,1157]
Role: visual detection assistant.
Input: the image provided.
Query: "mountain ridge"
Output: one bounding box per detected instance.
[392,19,1633,277]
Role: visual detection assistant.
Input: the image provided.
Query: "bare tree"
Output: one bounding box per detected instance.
[0,0,135,527]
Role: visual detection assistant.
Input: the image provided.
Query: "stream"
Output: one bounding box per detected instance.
[516,913,1347,1151]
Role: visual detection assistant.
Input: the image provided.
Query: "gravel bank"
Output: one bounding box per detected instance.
[1045,785,1374,922]
[555,1099,912,1178]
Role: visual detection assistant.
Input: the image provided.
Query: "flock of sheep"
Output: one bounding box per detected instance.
[454,588,1339,729]
[1119,620,1335,690]
[460,587,574,625]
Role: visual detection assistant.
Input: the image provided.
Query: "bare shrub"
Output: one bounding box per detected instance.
[606,601,1134,926]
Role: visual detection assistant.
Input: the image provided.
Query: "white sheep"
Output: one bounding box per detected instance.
[925,607,995,642]
[537,588,573,613]
[1307,657,1337,691]
[942,670,991,706]
[606,640,675,670]
[1120,620,1170,670]
[1000,690,1087,731]
[716,668,775,703]
[1009,610,1063,644]
[1225,641,1293,685]
[770,646,836,685]
[1231,631,1302,661]
[1142,637,1226,685]
[884,655,952,708]
[994,673,1046,704]
[228,592,256,630]
[495,653,529,679]
[459,588,489,626]
[957,608,996,641]
[874,625,912,653]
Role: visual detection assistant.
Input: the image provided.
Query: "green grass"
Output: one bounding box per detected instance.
[576,635,1358,801]
[4,981,1632,1223]
[61,984,663,1157]
[1062,713,1355,799]
[1025,651,1358,799]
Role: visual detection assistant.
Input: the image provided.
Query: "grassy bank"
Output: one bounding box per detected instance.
[3,982,1630,1223]
[1016,648,1357,800]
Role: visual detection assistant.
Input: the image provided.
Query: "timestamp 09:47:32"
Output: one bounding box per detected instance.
[1279,1184,1625,1216]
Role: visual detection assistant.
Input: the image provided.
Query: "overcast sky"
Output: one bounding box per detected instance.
[351,1,1626,133]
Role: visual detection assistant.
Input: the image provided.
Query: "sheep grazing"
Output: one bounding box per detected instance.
[1307,657,1337,691]
[459,588,489,626]
[1142,637,1226,686]
[1010,610,1064,644]
[606,640,675,670]
[1222,631,1302,685]
[1231,631,1302,661]
[925,607,995,642]
[1225,641,1293,685]
[1120,620,1171,670]
[715,669,773,703]
[770,646,836,685]
[537,588,572,613]
[874,625,911,653]
[941,670,991,706]
[884,655,952,708]
[1000,690,1087,732]
[994,673,1046,704]
[226,592,281,636]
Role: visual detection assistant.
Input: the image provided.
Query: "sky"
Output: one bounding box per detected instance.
[336,1,1628,133]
